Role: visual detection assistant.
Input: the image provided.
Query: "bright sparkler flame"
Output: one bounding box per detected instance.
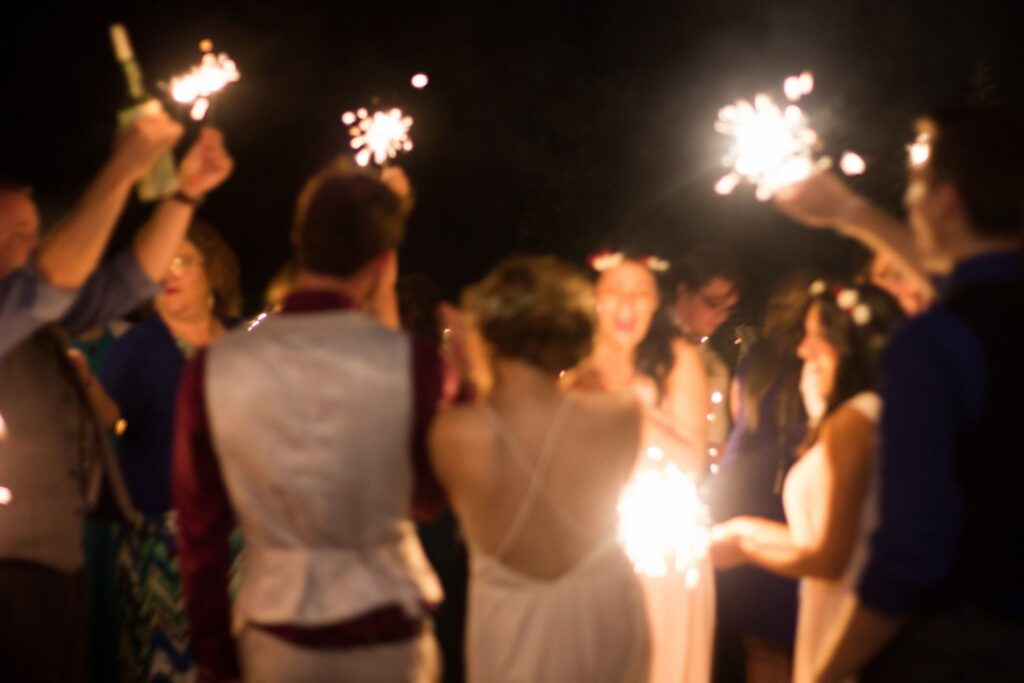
[618,447,711,580]
[342,107,414,167]
[840,151,867,176]
[169,43,240,121]
[716,72,865,200]
[908,132,931,167]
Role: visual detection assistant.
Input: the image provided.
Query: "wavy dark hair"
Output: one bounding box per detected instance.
[187,219,242,320]
[801,282,904,450]
[741,271,817,435]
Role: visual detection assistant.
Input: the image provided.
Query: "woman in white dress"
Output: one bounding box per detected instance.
[430,256,650,683]
[711,282,904,683]
[570,254,715,683]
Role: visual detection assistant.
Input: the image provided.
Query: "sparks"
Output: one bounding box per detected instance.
[411,73,429,89]
[618,447,711,579]
[715,72,865,200]
[839,151,866,176]
[908,131,931,167]
[168,40,240,121]
[342,107,414,167]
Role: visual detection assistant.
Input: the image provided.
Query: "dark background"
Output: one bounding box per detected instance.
[2,0,1021,329]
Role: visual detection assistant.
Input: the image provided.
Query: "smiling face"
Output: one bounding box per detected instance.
[156,240,212,321]
[797,303,839,403]
[0,190,40,278]
[594,260,659,353]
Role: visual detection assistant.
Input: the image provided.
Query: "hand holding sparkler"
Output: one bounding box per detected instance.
[773,170,865,229]
[176,127,235,200]
[168,40,240,122]
[109,110,184,183]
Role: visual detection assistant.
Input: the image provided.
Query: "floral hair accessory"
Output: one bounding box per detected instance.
[808,279,827,296]
[588,250,670,273]
[834,287,872,326]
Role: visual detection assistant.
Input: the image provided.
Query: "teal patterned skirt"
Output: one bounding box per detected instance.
[115,512,243,683]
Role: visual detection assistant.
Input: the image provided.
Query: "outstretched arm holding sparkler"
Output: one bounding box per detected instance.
[130,127,234,283]
[774,171,935,307]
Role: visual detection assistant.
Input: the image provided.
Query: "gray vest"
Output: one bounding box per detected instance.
[0,327,139,572]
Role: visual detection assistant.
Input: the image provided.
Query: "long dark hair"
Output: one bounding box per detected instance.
[801,282,904,450]
[741,271,817,435]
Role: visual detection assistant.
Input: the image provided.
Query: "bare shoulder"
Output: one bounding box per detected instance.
[819,403,875,466]
[430,404,493,449]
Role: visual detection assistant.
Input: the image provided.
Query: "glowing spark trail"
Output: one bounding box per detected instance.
[619,447,711,584]
[715,72,865,200]
[342,107,414,167]
[168,40,240,121]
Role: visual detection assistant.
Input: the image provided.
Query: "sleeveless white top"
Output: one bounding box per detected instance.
[465,401,650,683]
[783,391,881,683]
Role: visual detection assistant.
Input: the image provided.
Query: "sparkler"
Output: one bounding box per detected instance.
[618,446,711,584]
[0,410,9,506]
[715,71,865,200]
[168,39,240,121]
[342,107,415,167]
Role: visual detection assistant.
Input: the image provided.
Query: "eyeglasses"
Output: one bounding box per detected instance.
[697,289,737,316]
[168,255,204,276]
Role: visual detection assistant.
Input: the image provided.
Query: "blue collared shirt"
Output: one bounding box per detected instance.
[0,248,160,358]
[857,250,1024,615]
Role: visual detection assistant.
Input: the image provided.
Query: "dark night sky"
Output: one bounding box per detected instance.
[3,0,1021,326]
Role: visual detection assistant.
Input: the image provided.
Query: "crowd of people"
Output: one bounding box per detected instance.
[1,98,1023,683]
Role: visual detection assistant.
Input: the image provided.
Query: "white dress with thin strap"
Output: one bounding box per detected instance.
[783,391,881,683]
[466,403,651,683]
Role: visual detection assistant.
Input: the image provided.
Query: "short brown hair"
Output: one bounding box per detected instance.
[187,219,242,320]
[918,107,1024,238]
[291,159,408,278]
[464,256,595,375]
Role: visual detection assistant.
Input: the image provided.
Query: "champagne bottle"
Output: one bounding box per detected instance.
[109,23,178,201]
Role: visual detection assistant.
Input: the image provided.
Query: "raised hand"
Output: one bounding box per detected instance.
[109,107,184,182]
[177,127,235,199]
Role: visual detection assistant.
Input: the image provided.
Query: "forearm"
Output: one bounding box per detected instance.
[35,160,136,290]
[835,198,934,300]
[132,197,196,282]
[736,518,816,579]
[815,597,904,682]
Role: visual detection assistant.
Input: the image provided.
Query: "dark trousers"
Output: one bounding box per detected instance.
[863,603,1024,683]
[0,560,85,683]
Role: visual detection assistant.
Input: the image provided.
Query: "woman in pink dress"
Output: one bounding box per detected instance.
[569,252,714,683]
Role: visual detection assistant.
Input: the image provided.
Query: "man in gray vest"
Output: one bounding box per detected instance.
[174,161,445,683]
[0,114,234,681]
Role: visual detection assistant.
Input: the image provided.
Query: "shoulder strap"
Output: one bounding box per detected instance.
[481,399,573,559]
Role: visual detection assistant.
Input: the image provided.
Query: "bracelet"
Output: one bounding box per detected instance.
[169,189,205,207]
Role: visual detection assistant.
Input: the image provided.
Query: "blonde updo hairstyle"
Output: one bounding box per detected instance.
[464,256,596,376]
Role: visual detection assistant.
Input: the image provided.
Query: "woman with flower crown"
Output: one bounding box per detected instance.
[710,282,904,683]
[567,250,715,683]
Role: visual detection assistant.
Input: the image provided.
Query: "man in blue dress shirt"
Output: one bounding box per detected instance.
[776,107,1024,682]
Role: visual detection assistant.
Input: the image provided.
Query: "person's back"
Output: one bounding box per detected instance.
[206,305,441,629]
[430,256,650,683]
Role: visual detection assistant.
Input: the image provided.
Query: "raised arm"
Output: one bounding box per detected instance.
[131,127,234,283]
[35,111,183,290]
[774,172,934,303]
